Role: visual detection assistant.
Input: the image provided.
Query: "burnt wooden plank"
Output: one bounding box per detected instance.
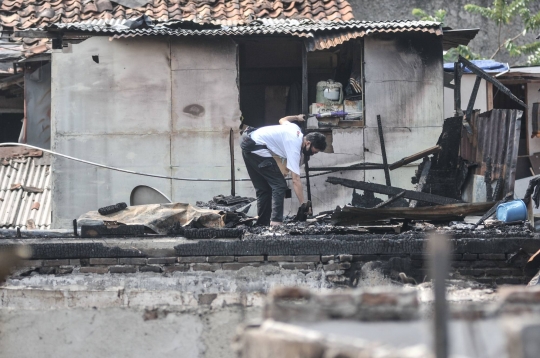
[466,75,482,122]
[301,42,311,202]
[326,177,462,205]
[389,146,441,170]
[372,191,405,209]
[377,115,391,187]
[331,202,493,225]
[81,225,145,238]
[459,56,527,109]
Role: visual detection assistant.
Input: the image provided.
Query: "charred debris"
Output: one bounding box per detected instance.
[52,56,538,240]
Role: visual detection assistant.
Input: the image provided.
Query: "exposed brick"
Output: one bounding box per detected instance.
[80,267,108,274]
[178,257,206,263]
[451,261,471,268]
[485,268,523,277]
[268,256,294,262]
[118,258,147,265]
[198,293,217,305]
[324,262,351,271]
[109,266,137,273]
[147,257,176,265]
[90,258,118,265]
[282,263,314,270]
[471,261,498,268]
[16,260,42,267]
[43,259,69,266]
[163,265,188,273]
[57,267,73,274]
[410,254,428,261]
[474,278,496,285]
[294,255,320,262]
[457,269,485,277]
[69,259,81,266]
[451,254,463,261]
[479,254,507,260]
[462,254,478,261]
[321,255,334,263]
[237,256,265,263]
[38,267,56,274]
[338,254,353,262]
[192,263,221,272]
[139,265,163,273]
[222,263,262,270]
[207,256,234,263]
[411,260,423,268]
[496,277,525,285]
[352,255,379,262]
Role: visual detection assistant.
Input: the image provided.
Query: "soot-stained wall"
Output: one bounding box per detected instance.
[50,33,444,228]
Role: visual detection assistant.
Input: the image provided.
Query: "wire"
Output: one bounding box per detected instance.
[0,142,343,182]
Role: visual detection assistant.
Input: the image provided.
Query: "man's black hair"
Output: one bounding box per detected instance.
[305,132,327,151]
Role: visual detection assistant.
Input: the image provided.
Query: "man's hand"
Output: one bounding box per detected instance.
[279,114,306,125]
[294,201,312,222]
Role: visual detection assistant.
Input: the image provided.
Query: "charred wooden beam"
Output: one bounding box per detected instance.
[459,56,527,109]
[466,75,482,122]
[453,62,463,116]
[301,42,311,202]
[377,115,391,187]
[389,146,441,170]
[308,163,386,171]
[326,177,462,205]
[372,191,405,209]
[81,225,145,238]
[331,202,493,225]
[410,159,432,208]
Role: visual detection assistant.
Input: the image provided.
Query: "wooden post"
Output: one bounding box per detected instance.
[302,42,311,202]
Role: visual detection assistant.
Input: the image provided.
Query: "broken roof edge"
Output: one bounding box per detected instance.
[15,18,443,38]
[442,28,479,51]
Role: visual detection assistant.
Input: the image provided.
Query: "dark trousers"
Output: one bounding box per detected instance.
[242,151,287,226]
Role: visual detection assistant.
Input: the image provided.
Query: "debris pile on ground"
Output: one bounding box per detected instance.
[196,195,255,212]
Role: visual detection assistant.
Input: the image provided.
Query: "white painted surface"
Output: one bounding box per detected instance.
[527,82,540,155]
[443,74,488,119]
[50,34,446,227]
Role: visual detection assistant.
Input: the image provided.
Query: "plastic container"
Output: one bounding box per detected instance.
[496,200,527,222]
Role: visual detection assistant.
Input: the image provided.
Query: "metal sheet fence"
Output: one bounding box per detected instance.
[460,109,523,197]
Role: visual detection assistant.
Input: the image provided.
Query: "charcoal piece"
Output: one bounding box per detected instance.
[98,202,128,216]
[81,224,144,238]
[183,228,244,239]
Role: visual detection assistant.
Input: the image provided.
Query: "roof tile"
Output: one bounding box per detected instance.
[0,0,356,30]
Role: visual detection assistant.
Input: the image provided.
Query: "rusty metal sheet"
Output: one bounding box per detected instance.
[37,19,443,48]
[460,109,523,197]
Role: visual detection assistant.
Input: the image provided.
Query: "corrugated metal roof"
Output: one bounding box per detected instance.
[0,155,52,229]
[460,109,523,198]
[44,18,442,39]
[39,18,442,51]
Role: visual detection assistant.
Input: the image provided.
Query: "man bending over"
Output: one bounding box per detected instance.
[241,115,327,226]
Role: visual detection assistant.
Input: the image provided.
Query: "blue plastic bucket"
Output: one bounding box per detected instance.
[496,200,527,222]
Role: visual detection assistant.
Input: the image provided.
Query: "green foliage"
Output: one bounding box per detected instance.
[443,45,482,62]
[411,8,446,23]
[414,1,540,65]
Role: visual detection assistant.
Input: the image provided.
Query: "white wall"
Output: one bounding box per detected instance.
[50,34,445,227]
[443,74,488,119]
[363,33,444,198]
[527,82,540,155]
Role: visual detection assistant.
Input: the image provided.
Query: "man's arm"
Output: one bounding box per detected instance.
[279,114,305,125]
[291,172,305,204]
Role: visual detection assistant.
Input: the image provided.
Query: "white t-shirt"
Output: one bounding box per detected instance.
[250,122,303,175]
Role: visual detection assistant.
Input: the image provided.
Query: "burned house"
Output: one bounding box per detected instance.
[0,0,481,229]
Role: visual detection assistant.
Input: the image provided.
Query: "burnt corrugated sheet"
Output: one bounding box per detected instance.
[41,19,442,51]
[460,109,523,197]
[0,155,51,229]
